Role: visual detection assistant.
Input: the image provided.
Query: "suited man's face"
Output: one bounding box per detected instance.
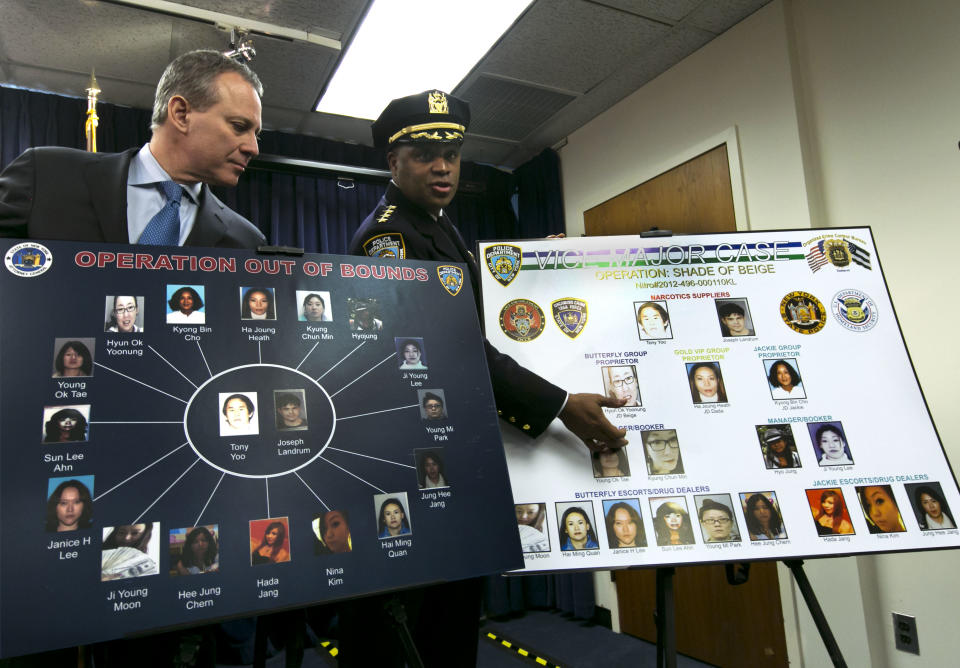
[181,72,261,186]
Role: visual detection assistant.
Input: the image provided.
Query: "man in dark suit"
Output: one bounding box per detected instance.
[342,91,628,668]
[0,49,264,668]
[0,49,265,249]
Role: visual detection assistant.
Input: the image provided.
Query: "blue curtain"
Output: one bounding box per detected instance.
[0,85,564,254]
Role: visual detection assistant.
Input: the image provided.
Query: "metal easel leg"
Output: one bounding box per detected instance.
[783,560,847,668]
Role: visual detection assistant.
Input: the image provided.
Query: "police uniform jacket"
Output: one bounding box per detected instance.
[349,182,565,437]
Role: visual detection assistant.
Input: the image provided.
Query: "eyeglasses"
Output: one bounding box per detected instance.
[113,305,137,315]
[611,376,636,388]
[646,437,679,451]
[702,517,731,525]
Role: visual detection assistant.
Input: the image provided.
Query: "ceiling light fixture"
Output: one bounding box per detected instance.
[316,0,530,120]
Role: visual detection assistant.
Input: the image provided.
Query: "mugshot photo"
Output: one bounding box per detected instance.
[806,421,854,467]
[715,298,755,337]
[240,287,277,320]
[740,491,788,541]
[641,428,684,476]
[764,358,806,400]
[686,361,728,404]
[856,484,906,533]
[592,447,631,478]
[418,390,447,421]
[415,449,450,489]
[396,337,428,370]
[104,295,144,333]
[695,494,742,543]
[649,496,695,546]
[904,482,956,531]
[601,365,641,407]
[45,476,94,532]
[219,392,259,436]
[101,522,160,581]
[169,525,220,575]
[375,493,412,539]
[555,501,600,552]
[250,517,292,565]
[297,290,332,322]
[805,488,855,536]
[515,502,549,553]
[41,404,91,443]
[274,390,308,431]
[756,424,802,469]
[313,510,352,555]
[52,338,95,378]
[602,498,647,549]
[634,300,673,340]
[348,298,383,332]
[166,285,205,324]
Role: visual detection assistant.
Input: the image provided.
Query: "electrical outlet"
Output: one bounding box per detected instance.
[892,612,919,655]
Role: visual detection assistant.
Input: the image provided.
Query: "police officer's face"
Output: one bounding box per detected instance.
[388,144,461,216]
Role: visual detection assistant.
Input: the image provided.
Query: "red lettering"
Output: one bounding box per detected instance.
[75,251,95,267]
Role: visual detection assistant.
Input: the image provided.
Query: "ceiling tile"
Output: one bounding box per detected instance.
[685,0,771,34]
[0,0,172,85]
[477,0,669,93]
[171,0,361,36]
[592,0,703,24]
[459,76,577,142]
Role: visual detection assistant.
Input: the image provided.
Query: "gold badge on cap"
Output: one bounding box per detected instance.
[428,91,448,114]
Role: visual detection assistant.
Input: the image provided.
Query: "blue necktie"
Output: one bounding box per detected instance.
[139,181,184,245]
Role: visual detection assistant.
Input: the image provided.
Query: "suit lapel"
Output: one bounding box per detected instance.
[184,186,227,247]
[84,148,137,243]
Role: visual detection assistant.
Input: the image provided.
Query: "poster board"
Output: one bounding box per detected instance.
[479,228,960,571]
[0,239,520,658]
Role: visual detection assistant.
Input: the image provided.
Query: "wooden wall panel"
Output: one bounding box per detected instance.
[583,144,736,236]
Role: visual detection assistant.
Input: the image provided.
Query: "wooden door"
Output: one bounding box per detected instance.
[584,144,736,236]
[585,144,788,666]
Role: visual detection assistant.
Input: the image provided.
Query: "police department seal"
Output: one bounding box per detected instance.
[831,289,878,332]
[5,242,52,278]
[780,291,827,334]
[499,299,545,342]
[551,298,588,339]
[484,244,522,287]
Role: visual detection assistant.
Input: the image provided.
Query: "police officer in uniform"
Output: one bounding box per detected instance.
[339,91,628,667]
[349,89,628,449]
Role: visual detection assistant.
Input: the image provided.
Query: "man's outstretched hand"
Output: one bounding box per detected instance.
[558,393,629,452]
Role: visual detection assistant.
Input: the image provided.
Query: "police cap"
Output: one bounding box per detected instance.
[371,90,471,149]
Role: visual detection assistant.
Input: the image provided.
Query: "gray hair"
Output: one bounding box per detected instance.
[151,49,263,130]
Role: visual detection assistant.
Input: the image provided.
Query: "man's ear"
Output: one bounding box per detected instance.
[386,150,399,176]
[167,95,190,133]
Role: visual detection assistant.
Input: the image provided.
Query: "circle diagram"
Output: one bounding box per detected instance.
[184,364,335,478]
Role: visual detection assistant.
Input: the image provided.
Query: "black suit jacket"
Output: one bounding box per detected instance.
[349,183,566,437]
[0,146,265,248]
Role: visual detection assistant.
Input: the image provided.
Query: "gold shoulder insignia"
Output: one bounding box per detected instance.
[376,205,397,224]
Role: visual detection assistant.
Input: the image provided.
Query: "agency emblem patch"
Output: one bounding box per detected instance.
[780,291,827,334]
[805,238,872,273]
[551,298,588,339]
[484,244,522,287]
[362,233,405,259]
[831,289,878,332]
[436,265,464,297]
[5,242,52,277]
[499,299,545,342]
